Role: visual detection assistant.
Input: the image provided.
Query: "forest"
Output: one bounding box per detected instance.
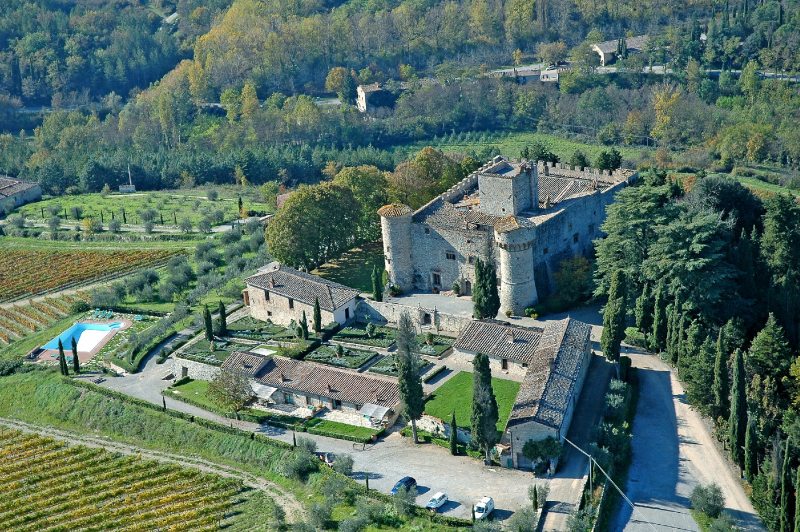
[597,171,800,531]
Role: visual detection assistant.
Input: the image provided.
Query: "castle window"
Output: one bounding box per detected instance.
[264,290,270,301]
[288,298,294,309]
[573,233,579,243]
[446,251,456,260]
[468,256,475,265]
[424,228,430,234]
[432,273,441,286]
[466,239,472,243]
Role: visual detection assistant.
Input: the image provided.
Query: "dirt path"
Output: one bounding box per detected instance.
[0,417,306,523]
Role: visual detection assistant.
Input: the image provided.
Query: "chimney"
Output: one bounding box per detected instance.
[269,277,276,288]
[506,329,515,344]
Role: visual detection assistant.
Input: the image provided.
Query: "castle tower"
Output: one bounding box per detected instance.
[378,204,414,292]
[526,161,538,211]
[494,216,538,315]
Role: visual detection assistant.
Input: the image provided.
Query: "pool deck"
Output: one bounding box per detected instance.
[36,319,133,364]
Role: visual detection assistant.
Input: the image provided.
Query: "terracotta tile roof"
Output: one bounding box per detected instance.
[494,216,534,234]
[246,262,359,312]
[453,320,544,364]
[377,204,412,217]
[507,318,592,430]
[0,177,39,199]
[223,352,400,408]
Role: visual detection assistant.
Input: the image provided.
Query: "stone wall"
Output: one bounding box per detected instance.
[449,348,528,380]
[173,356,220,381]
[409,224,493,293]
[355,299,470,335]
[247,286,356,327]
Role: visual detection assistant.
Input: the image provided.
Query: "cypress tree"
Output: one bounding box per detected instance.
[71,337,80,374]
[472,352,499,464]
[449,411,458,455]
[396,311,424,443]
[651,283,667,352]
[729,348,746,467]
[300,311,309,340]
[744,416,757,481]
[674,312,687,366]
[532,485,538,511]
[666,302,676,360]
[634,281,653,335]
[601,270,627,370]
[781,438,793,532]
[472,258,487,319]
[203,305,213,342]
[371,265,383,302]
[58,339,68,376]
[484,260,500,318]
[313,298,322,333]
[218,301,227,336]
[712,327,729,419]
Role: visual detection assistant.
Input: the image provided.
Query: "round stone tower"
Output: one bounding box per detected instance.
[494,216,538,316]
[378,204,414,293]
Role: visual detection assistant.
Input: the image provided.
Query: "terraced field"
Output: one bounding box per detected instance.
[0,292,89,346]
[0,249,176,302]
[0,430,244,531]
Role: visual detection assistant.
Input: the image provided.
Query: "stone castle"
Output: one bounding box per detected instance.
[379,156,636,315]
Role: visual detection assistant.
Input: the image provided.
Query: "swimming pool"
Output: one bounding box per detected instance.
[43,322,123,352]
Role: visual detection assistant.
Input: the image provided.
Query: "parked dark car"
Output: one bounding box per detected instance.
[390,476,417,495]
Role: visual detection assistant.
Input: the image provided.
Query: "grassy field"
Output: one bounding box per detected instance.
[313,242,384,292]
[0,248,177,303]
[424,371,521,433]
[16,186,272,226]
[0,430,242,530]
[305,417,380,441]
[394,130,654,166]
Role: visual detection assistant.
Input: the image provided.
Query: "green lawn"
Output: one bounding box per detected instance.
[305,418,380,441]
[16,186,272,227]
[305,344,376,369]
[394,130,653,165]
[313,242,384,292]
[424,371,521,433]
[165,378,221,411]
[415,334,454,357]
[184,338,254,363]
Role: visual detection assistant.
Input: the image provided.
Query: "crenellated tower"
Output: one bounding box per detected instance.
[494,216,538,315]
[378,204,414,293]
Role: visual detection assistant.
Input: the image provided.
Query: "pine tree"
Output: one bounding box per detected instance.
[651,283,667,352]
[781,438,793,532]
[729,348,746,467]
[744,416,757,481]
[371,265,383,302]
[396,311,424,443]
[712,327,729,419]
[449,411,458,455]
[313,298,322,333]
[71,337,80,374]
[472,353,499,464]
[203,305,213,342]
[58,339,68,376]
[601,270,627,370]
[218,301,227,336]
[300,311,309,340]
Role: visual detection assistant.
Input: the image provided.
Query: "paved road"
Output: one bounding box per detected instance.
[612,350,764,532]
[100,351,537,520]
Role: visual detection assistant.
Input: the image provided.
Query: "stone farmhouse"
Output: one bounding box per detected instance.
[243,262,360,327]
[223,351,400,426]
[379,156,635,315]
[452,320,547,379]
[0,176,42,213]
[502,318,592,469]
[591,35,649,66]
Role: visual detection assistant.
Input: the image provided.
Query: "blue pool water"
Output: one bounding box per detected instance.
[43,322,122,350]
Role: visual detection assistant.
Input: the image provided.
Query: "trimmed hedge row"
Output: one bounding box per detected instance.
[422,365,447,384]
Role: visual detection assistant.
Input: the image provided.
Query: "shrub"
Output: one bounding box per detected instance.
[333,453,354,475]
[691,483,724,518]
[604,393,626,423]
[280,449,319,480]
[392,486,417,518]
[308,502,332,530]
[0,359,23,376]
[296,436,317,454]
[69,300,90,314]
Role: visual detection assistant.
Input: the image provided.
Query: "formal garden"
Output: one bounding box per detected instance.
[305,344,377,369]
[367,354,432,377]
[180,338,265,365]
[332,323,396,348]
[423,371,521,434]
